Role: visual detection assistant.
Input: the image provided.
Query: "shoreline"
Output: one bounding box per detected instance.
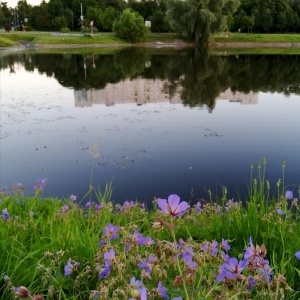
[2,40,300,51]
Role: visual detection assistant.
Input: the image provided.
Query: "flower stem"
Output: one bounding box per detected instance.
[170,217,190,300]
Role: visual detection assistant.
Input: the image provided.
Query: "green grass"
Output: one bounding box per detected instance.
[0,32,179,48]
[1,160,300,299]
[211,32,300,43]
[2,32,300,50]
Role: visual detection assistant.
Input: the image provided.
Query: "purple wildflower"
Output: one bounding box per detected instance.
[70,195,77,201]
[122,200,135,212]
[64,261,73,276]
[2,208,10,220]
[125,242,131,252]
[285,191,294,200]
[243,237,256,262]
[85,201,91,208]
[177,238,185,250]
[137,255,157,275]
[285,190,293,200]
[186,260,198,271]
[64,260,80,276]
[248,276,256,291]
[61,205,69,212]
[130,230,145,246]
[195,202,202,213]
[143,236,155,248]
[156,282,169,299]
[34,178,47,194]
[276,209,285,215]
[157,194,190,217]
[295,252,300,259]
[221,251,230,262]
[104,248,116,264]
[202,240,218,256]
[221,238,230,252]
[258,259,274,282]
[216,257,246,282]
[103,223,119,240]
[98,239,106,246]
[29,211,35,216]
[130,277,143,289]
[182,246,193,264]
[99,264,110,279]
[172,298,183,300]
[95,203,103,210]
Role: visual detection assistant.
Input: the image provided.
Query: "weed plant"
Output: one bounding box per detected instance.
[1,160,300,299]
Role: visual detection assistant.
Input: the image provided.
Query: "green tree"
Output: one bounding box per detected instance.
[150,10,170,32]
[256,0,274,32]
[166,0,240,44]
[98,7,119,31]
[1,2,12,26]
[113,8,148,42]
[52,16,68,30]
[16,0,31,25]
[241,15,254,33]
[29,2,51,30]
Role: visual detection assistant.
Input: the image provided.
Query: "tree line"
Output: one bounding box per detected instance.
[1,0,300,43]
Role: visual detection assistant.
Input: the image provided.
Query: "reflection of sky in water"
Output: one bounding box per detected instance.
[1,67,300,205]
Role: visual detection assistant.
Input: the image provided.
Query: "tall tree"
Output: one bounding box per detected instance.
[166,0,240,44]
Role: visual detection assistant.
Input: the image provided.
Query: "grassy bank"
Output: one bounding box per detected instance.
[1,160,300,299]
[0,32,179,48]
[1,32,300,48]
[211,32,300,44]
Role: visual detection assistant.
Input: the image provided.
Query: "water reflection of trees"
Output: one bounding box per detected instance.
[2,50,300,110]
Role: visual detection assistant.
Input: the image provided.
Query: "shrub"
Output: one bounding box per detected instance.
[61,27,71,33]
[92,26,98,33]
[83,33,93,38]
[81,26,90,33]
[113,8,148,43]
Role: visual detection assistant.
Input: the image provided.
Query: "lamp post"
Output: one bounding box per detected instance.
[80,3,83,30]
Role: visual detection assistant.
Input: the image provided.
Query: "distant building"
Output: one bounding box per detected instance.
[74,77,258,107]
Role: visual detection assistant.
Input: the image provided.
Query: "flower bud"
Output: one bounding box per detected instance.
[130,288,140,299]
[152,217,164,231]
[173,276,183,286]
[185,273,194,285]
[15,286,31,298]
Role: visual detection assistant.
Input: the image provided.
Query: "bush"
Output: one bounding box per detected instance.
[61,27,71,33]
[81,26,90,33]
[83,33,93,38]
[92,26,98,33]
[113,8,148,43]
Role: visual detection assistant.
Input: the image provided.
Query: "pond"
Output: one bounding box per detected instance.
[1,48,300,205]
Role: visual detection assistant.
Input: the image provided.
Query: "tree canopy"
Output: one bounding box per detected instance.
[166,0,240,43]
[1,0,300,42]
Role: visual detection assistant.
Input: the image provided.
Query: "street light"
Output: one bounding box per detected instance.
[80,3,83,30]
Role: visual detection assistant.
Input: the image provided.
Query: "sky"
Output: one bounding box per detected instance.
[5,0,47,8]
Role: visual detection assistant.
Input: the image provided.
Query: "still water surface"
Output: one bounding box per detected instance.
[1,49,300,205]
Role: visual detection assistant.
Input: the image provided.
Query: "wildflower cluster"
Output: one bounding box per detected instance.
[1,181,299,299]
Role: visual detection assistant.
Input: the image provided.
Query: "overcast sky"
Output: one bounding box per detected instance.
[6,0,46,8]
